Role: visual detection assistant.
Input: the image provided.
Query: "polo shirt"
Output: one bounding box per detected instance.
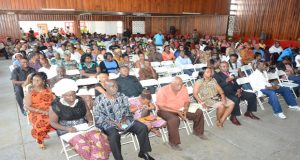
[154,34,164,46]
[156,84,190,111]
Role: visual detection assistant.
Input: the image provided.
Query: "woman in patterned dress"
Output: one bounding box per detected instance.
[50,79,110,160]
[193,67,234,128]
[24,72,54,149]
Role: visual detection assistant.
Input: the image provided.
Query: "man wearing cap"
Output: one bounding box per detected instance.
[93,79,154,160]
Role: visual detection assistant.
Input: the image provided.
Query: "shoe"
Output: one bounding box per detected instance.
[169,143,183,151]
[274,113,286,119]
[138,152,155,160]
[21,110,27,116]
[244,112,260,120]
[230,116,241,126]
[288,106,300,111]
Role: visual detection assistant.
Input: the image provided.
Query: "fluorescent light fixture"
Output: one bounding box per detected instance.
[230,11,237,15]
[231,0,237,3]
[182,12,201,15]
[41,8,75,11]
[7,12,15,15]
[79,13,92,16]
[230,4,238,10]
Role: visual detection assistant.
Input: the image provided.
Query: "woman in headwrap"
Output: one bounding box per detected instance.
[24,72,54,149]
[50,79,110,160]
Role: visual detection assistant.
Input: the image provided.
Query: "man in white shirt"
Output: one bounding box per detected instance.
[39,58,57,79]
[249,62,300,119]
[269,41,283,62]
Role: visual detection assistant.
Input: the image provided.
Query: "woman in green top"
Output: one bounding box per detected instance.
[193,67,234,128]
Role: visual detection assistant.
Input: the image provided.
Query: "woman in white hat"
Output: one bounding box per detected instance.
[50,79,110,160]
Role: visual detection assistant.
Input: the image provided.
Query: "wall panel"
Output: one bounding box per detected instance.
[0,0,230,15]
[0,14,20,40]
[146,15,228,35]
[234,0,300,40]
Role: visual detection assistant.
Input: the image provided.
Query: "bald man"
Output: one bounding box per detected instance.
[156,77,206,151]
[93,80,154,160]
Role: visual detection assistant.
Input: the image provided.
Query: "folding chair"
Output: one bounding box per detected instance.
[167,67,183,76]
[154,66,169,77]
[160,61,174,68]
[108,72,120,79]
[150,61,161,68]
[178,74,193,86]
[236,77,265,110]
[120,132,139,151]
[194,63,207,71]
[66,69,80,76]
[9,65,15,72]
[151,94,190,142]
[76,78,98,86]
[140,79,160,88]
[157,76,173,87]
[130,68,140,77]
[240,64,254,77]
[60,133,79,160]
[267,72,298,98]
[191,71,199,83]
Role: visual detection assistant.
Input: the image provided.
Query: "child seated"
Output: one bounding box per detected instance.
[129,89,166,137]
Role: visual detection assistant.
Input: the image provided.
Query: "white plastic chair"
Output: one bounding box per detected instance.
[76,78,98,86]
[178,74,192,86]
[167,67,183,76]
[109,72,120,79]
[150,62,161,68]
[9,65,15,72]
[181,64,196,71]
[140,79,160,88]
[267,72,298,98]
[161,61,174,67]
[241,64,254,77]
[66,69,80,76]
[154,66,169,77]
[236,77,265,110]
[194,63,207,71]
[157,76,173,86]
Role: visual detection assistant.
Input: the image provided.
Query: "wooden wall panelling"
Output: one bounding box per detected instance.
[0,14,20,40]
[0,0,230,15]
[145,15,228,35]
[234,0,300,40]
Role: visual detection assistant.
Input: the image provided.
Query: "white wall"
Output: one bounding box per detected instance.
[82,21,123,35]
[19,21,73,33]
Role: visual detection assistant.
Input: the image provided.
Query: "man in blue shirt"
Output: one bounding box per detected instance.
[175,51,193,75]
[154,31,164,46]
[277,47,296,62]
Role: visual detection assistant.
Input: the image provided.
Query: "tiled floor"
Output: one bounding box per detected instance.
[1,59,300,160]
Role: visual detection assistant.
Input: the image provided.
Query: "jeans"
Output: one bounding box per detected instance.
[183,69,194,76]
[260,87,297,113]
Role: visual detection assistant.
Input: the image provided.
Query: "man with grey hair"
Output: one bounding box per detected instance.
[48,66,70,88]
[156,77,206,151]
[93,79,154,160]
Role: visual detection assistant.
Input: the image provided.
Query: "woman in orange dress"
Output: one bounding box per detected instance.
[24,72,54,149]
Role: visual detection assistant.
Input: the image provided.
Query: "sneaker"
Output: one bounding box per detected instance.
[288,105,300,111]
[274,113,287,119]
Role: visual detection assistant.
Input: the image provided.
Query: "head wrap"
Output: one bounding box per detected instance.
[52,79,78,97]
